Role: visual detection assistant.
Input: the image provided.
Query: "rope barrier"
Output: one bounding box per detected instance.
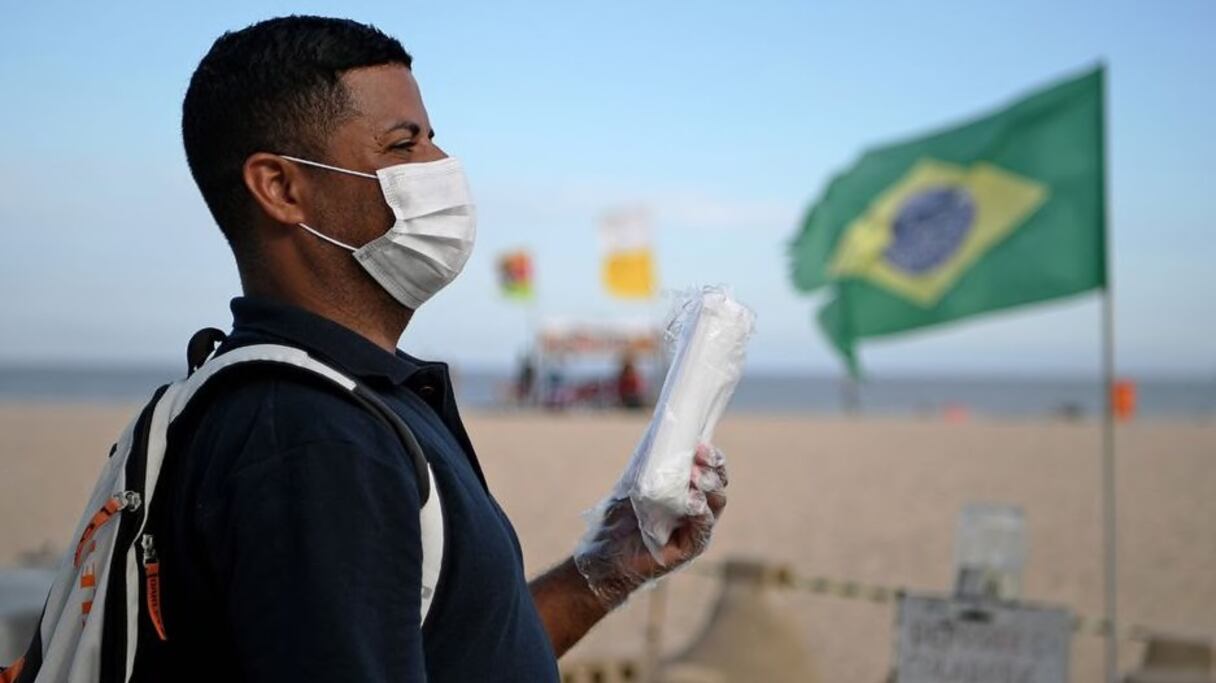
[558,658,640,683]
[681,560,1213,646]
[560,562,1213,681]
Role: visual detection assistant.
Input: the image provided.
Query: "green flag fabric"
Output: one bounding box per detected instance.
[790,67,1106,375]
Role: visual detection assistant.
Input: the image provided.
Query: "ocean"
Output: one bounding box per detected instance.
[1,365,1213,419]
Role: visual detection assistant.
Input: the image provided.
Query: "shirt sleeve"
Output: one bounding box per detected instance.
[205,436,427,682]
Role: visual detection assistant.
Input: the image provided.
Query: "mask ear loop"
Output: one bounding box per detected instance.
[297,223,358,252]
[277,154,378,252]
[279,154,378,179]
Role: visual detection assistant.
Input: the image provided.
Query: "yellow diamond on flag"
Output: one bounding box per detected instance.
[828,158,1048,306]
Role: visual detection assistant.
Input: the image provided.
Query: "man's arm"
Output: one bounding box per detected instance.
[530,445,728,657]
[209,435,428,681]
[529,557,610,657]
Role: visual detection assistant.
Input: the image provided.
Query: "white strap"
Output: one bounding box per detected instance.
[163,344,445,626]
[419,464,444,623]
[170,344,357,426]
[279,154,378,179]
[296,222,358,252]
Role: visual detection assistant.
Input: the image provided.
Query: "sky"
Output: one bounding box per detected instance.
[1,0,1213,377]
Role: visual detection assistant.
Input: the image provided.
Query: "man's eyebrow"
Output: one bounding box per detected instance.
[384,119,435,139]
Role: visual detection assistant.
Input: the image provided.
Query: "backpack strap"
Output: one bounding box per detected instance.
[185,327,227,376]
[1,337,447,683]
[172,336,445,621]
[179,333,430,502]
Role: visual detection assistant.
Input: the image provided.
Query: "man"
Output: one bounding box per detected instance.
[133,16,727,682]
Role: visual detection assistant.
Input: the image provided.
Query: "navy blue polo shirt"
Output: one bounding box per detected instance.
[132,297,559,682]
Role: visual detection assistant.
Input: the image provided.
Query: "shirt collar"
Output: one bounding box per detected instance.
[228,296,437,386]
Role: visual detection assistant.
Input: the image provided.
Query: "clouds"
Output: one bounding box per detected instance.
[474,180,799,235]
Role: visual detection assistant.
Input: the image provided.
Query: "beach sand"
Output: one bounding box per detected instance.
[2,404,1213,681]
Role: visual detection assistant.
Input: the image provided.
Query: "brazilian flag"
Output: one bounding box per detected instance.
[790,67,1106,375]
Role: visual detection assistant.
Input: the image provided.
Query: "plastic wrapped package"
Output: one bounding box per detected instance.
[621,286,756,556]
[575,286,755,605]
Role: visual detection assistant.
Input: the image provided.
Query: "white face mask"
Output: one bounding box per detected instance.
[280,154,477,310]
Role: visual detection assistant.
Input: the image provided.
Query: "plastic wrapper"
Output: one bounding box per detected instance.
[574,286,755,606]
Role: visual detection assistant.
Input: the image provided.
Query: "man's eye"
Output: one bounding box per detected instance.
[390,140,416,152]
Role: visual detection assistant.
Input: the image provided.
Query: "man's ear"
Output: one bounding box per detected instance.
[243,153,308,225]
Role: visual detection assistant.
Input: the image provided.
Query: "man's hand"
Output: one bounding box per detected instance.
[573,444,728,608]
[530,444,727,656]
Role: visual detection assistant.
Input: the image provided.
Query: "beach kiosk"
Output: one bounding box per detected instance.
[530,319,665,409]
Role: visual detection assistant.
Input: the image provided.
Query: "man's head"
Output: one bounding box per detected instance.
[183,16,446,327]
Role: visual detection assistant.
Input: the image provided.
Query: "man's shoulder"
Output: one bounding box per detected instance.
[173,367,402,471]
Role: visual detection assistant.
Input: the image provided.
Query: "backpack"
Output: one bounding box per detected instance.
[0,330,445,683]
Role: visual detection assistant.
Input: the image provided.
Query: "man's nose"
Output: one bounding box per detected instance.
[415,141,447,162]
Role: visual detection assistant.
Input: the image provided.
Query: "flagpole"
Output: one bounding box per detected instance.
[1098,63,1119,683]
[839,376,860,415]
[526,296,539,406]
[1101,285,1118,683]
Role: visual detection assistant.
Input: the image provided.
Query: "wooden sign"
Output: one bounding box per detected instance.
[896,593,1071,683]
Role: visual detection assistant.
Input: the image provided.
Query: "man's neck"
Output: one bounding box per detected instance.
[309,293,413,353]
[243,279,412,354]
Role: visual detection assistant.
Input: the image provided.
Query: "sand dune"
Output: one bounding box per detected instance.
[2,404,1213,681]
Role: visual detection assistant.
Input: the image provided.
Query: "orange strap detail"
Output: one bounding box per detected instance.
[81,600,93,615]
[0,656,25,683]
[80,567,97,588]
[74,497,124,567]
[0,656,24,680]
[145,561,168,641]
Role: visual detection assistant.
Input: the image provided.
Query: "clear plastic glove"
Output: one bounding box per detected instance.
[574,444,728,609]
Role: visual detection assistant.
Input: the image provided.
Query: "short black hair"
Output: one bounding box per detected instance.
[182,16,411,254]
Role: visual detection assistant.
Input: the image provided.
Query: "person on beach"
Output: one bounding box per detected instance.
[617,352,646,410]
[131,16,728,682]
